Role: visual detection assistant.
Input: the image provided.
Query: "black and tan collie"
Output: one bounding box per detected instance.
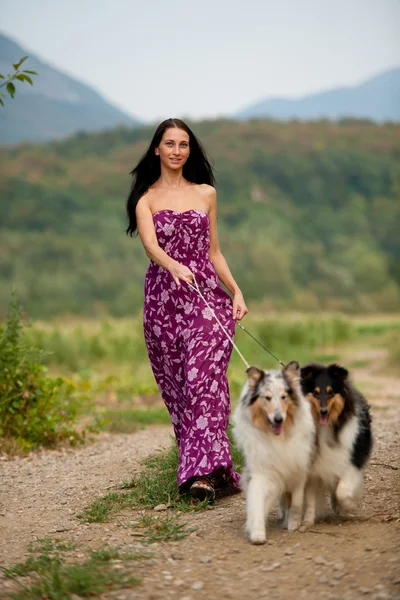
[233,361,315,544]
[300,363,373,523]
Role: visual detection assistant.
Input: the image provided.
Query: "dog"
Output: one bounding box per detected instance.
[300,363,373,524]
[233,361,315,544]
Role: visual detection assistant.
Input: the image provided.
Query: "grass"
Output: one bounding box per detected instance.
[79,442,181,523]
[19,313,400,412]
[28,537,78,554]
[3,554,58,579]
[80,426,243,524]
[8,559,138,600]
[311,353,340,363]
[388,332,400,366]
[102,406,170,433]
[2,538,144,600]
[354,321,400,338]
[78,491,135,523]
[3,312,398,456]
[129,513,196,543]
[23,314,360,398]
[349,359,371,368]
[19,314,400,385]
[25,317,149,372]
[3,539,78,579]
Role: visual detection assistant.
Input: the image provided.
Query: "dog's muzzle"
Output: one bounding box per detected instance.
[271,414,283,435]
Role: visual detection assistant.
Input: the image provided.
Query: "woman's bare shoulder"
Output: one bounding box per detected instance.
[195,183,216,199]
[136,189,153,212]
[145,186,158,197]
[138,187,159,205]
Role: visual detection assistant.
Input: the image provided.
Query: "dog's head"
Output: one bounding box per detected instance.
[300,363,349,426]
[244,361,302,436]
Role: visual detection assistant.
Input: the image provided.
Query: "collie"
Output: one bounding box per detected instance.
[233,361,315,544]
[300,363,373,523]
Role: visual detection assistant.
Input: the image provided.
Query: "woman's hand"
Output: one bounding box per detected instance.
[169,262,195,287]
[232,290,248,321]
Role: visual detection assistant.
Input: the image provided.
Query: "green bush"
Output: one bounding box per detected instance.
[0,294,94,450]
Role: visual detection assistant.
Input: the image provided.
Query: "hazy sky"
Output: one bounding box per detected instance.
[1,0,399,122]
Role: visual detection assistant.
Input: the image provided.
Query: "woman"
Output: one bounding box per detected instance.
[127,118,248,501]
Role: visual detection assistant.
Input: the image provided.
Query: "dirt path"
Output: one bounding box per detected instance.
[0,369,399,600]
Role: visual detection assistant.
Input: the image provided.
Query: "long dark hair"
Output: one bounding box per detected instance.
[126,118,215,236]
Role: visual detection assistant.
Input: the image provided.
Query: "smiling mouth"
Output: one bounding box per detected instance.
[271,422,282,435]
[319,414,328,425]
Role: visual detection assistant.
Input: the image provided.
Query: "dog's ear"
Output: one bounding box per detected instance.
[327,364,348,381]
[283,361,300,385]
[300,364,316,381]
[300,363,318,392]
[246,366,265,390]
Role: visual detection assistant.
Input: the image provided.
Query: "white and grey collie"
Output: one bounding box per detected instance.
[233,361,315,545]
[300,363,373,524]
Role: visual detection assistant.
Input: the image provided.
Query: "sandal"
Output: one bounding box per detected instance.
[189,476,216,503]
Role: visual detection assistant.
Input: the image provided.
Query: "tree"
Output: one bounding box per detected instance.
[0,56,38,106]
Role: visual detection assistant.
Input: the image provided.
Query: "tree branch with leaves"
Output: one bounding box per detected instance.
[0,56,38,106]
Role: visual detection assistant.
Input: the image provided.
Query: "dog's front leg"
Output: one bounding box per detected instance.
[303,479,318,525]
[287,478,306,531]
[246,475,270,545]
[335,465,364,513]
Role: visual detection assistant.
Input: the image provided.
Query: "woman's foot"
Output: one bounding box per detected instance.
[189,476,216,502]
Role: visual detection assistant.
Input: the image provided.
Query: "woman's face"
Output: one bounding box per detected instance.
[155,127,190,170]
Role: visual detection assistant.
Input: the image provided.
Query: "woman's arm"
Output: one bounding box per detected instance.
[136,198,194,286]
[207,188,248,320]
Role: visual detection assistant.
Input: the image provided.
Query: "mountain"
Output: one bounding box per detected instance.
[0,33,141,144]
[235,67,400,122]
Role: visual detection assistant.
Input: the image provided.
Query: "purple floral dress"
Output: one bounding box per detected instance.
[143,208,240,489]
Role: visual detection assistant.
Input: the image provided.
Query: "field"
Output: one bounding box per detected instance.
[23,311,400,415]
[0,313,399,599]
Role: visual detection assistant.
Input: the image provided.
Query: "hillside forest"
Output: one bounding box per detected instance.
[1,118,399,318]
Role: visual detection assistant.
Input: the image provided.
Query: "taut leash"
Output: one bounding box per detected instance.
[187,275,285,369]
[235,322,285,367]
[186,276,250,369]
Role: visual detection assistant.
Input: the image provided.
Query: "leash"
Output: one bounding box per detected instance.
[236,322,285,367]
[187,276,250,369]
[186,275,284,369]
